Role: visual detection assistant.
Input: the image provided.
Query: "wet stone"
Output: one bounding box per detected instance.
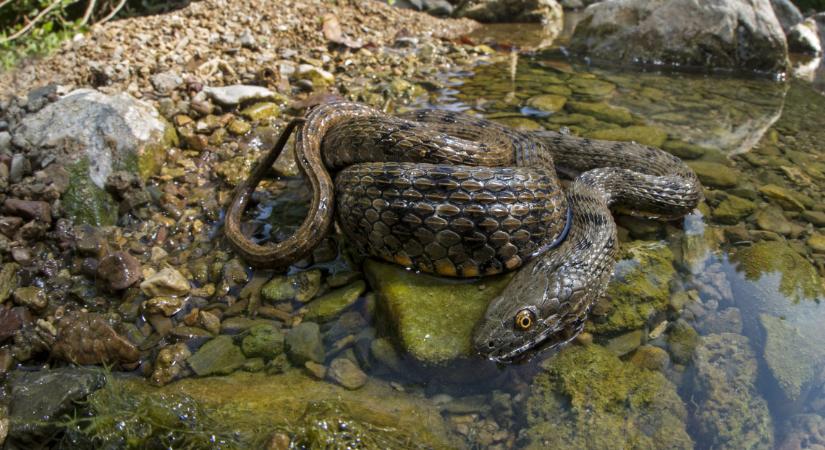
[525,94,567,112]
[666,319,699,364]
[586,125,668,148]
[802,210,825,227]
[698,307,743,335]
[241,324,285,360]
[52,311,140,366]
[140,267,190,297]
[187,335,246,376]
[604,329,644,356]
[3,198,51,223]
[759,184,812,211]
[221,317,279,335]
[12,286,47,312]
[240,102,281,121]
[0,306,31,343]
[808,233,825,253]
[305,361,327,379]
[629,345,670,372]
[566,101,634,125]
[303,280,366,322]
[143,296,184,317]
[150,342,191,386]
[370,337,404,372]
[227,119,251,135]
[262,269,322,303]
[755,207,793,235]
[686,161,740,188]
[8,367,105,439]
[0,263,18,303]
[328,357,368,390]
[286,322,325,365]
[96,251,142,290]
[661,140,707,159]
[712,195,755,224]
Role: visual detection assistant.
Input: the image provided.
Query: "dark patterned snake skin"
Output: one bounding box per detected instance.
[225,101,702,362]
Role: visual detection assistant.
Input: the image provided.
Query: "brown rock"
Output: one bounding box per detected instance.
[3,198,51,223]
[52,311,140,365]
[0,305,32,343]
[97,251,142,290]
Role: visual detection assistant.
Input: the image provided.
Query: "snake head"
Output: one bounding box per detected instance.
[472,259,587,363]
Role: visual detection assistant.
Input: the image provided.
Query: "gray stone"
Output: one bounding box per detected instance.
[327,357,368,390]
[9,367,105,439]
[11,89,170,188]
[202,85,277,106]
[187,335,247,376]
[0,131,10,152]
[570,0,789,73]
[150,71,183,94]
[770,0,803,33]
[285,322,325,365]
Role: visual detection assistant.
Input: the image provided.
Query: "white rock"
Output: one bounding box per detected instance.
[203,85,276,105]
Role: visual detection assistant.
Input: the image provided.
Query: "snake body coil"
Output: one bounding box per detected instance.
[226,102,702,362]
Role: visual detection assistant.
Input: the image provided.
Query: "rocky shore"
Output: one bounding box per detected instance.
[0,0,824,448]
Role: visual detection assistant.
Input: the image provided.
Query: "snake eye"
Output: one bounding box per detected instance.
[515,309,534,331]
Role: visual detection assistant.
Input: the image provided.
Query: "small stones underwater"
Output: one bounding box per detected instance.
[0,13,824,450]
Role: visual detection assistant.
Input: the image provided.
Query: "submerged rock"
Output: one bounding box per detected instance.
[75,370,459,448]
[777,414,825,450]
[591,241,675,334]
[586,125,667,147]
[140,267,190,297]
[241,324,285,360]
[691,333,774,449]
[570,0,789,73]
[327,357,368,390]
[8,367,105,440]
[523,344,692,449]
[187,335,246,376]
[302,280,366,322]
[687,161,740,188]
[285,322,325,365]
[52,311,140,366]
[365,260,511,364]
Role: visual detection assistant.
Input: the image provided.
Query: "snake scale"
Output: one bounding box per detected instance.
[226,101,702,362]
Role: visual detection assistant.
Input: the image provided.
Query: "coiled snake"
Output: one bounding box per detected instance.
[226,101,702,362]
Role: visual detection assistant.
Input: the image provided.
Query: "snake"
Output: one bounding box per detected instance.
[225,101,702,363]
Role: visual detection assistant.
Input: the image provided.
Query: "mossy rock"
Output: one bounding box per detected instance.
[63,158,118,227]
[492,116,543,130]
[590,241,675,334]
[523,344,692,449]
[365,260,512,365]
[302,280,366,322]
[686,161,740,189]
[585,125,668,148]
[712,194,755,224]
[525,94,567,113]
[72,370,459,449]
[565,101,634,126]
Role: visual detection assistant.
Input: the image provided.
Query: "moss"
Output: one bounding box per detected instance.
[686,161,740,189]
[565,101,634,125]
[523,344,692,449]
[68,370,458,449]
[666,319,699,364]
[712,195,756,224]
[365,260,512,364]
[590,241,675,334]
[303,280,366,322]
[136,120,177,180]
[732,241,824,303]
[0,262,19,303]
[63,159,118,227]
[585,125,668,147]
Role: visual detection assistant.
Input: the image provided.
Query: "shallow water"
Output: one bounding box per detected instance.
[220,49,825,448]
[7,23,825,450]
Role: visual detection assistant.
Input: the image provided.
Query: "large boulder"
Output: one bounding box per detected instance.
[569,0,790,73]
[770,0,803,33]
[11,89,176,225]
[453,0,563,23]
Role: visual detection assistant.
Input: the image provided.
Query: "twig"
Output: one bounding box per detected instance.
[0,0,65,44]
[96,0,126,25]
[79,0,98,27]
[0,0,15,10]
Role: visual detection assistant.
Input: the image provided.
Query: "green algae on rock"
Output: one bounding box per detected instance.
[686,161,740,189]
[691,333,774,450]
[302,280,366,322]
[585,125,668,147]
[523,344,692,449]
[364,259,511,364]
[759,314,825,404]
[566,101,634,126]
[712,194,756,224]
[590,241,675,335]
[70,370,459,449]
[187,335,247,376]
[63,159,118,227]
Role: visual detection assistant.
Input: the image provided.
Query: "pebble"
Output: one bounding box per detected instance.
[140,267,190,297]
[3,198,51,223]
[186,335,246,376]
[97,251,142,290]
[327,357,367,390]
[203,85,277,106]
[305,361,327,379]
[150,343,191,386]
[12,286,47,312]
[143,296,184,316]
[285,321,325,365]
